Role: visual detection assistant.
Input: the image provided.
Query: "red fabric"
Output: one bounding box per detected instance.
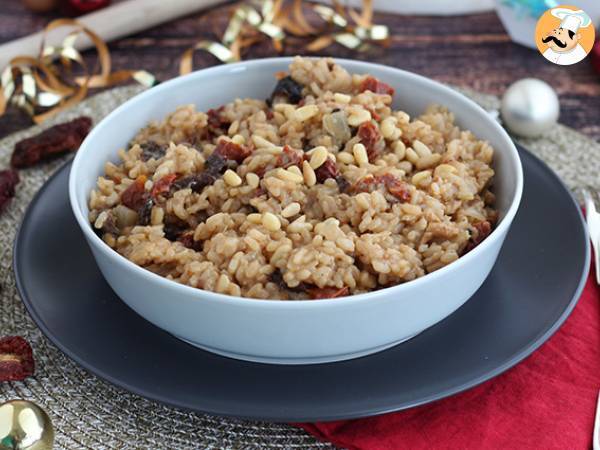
[299,263,600,450]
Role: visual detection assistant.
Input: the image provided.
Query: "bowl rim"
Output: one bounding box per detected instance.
[69,56,523,308]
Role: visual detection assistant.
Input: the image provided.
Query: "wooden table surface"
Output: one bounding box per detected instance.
[1,0,599,141]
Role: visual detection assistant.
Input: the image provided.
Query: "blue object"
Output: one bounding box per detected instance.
[501,0,559,19]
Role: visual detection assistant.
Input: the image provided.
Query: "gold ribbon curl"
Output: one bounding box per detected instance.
[0,1,389,123]
[0,18,155,124]
[180,0,389,73]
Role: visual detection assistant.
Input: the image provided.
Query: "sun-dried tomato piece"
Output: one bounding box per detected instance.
[359,76,395,96]
[140,141,166,161]
[314,158,339,183]
[268,76,304,106]
[352,173,411,202]
[306,286,349,299]
[0,169,19,213]
[151,174,178,199]
[351,175,377,193]
[121,175,154,224]
[121,176,148,210]
[207,106,231,131]
[365,106,381,121]
[11,117,91,168]
[276,145,304,169]
[464,220,493,254]
[214,140,251,163]
[0,336,34,381]
[378,174,411,202]
[357,121,382,162]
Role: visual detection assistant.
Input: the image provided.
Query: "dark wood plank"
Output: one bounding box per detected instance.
[0,2,599,140]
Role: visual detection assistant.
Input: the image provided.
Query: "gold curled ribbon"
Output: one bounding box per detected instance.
[0,1,390,123]
[180,0,389,74]
[0,18,156,124]
[180,1,285,74]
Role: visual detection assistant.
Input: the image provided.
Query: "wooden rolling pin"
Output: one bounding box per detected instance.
[0,0,223,70]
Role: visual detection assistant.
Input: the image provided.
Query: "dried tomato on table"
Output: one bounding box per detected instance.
[11,117,91,168]
[359,76,395,96]
[0,336,34,382]
[0,169,19,213]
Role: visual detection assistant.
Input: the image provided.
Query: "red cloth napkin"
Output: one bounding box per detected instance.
[299,263,600,450]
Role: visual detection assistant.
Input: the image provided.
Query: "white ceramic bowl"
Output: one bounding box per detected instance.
[69,57,523,364]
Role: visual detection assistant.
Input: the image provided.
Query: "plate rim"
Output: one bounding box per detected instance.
[12,145,590,422]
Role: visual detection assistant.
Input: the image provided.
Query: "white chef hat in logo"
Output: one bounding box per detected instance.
[550,8,592,33]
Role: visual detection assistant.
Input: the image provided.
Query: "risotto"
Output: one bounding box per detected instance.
[88,57,497,300]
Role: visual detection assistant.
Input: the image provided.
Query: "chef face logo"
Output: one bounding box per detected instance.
[535,5,595,66]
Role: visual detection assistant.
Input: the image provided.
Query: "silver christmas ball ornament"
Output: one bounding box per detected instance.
[500,78,559,138]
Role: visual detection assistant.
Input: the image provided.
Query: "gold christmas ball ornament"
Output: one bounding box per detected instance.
[0,400,54,450]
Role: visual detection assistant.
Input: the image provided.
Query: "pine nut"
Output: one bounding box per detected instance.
[413,140,432,157]
[231,134,245,145]
[223,169,242,187]
[288,165,302,176]
[247,213,262,224]
[252,135,275,148]
[281,202,301,218]
[416,153,442,170]
[309,146,329,169]
[262,212,281,231]
[276,168,304,183]
[246,172,260,188]
[337,152,355,164]
[353,143,369,167]
[347,108,371,127]
[294,104,319,122]
[380,117,398,140]
[302,160,317,186]
[393,140,406,159]
[434,164,457,178]
[333,93,351,103]
[406,147,420,164]
[411,170,432,186]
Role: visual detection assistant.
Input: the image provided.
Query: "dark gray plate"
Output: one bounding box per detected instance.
[13,145,589,422]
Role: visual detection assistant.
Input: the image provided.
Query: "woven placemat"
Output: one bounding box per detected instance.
[0,84,598,450]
